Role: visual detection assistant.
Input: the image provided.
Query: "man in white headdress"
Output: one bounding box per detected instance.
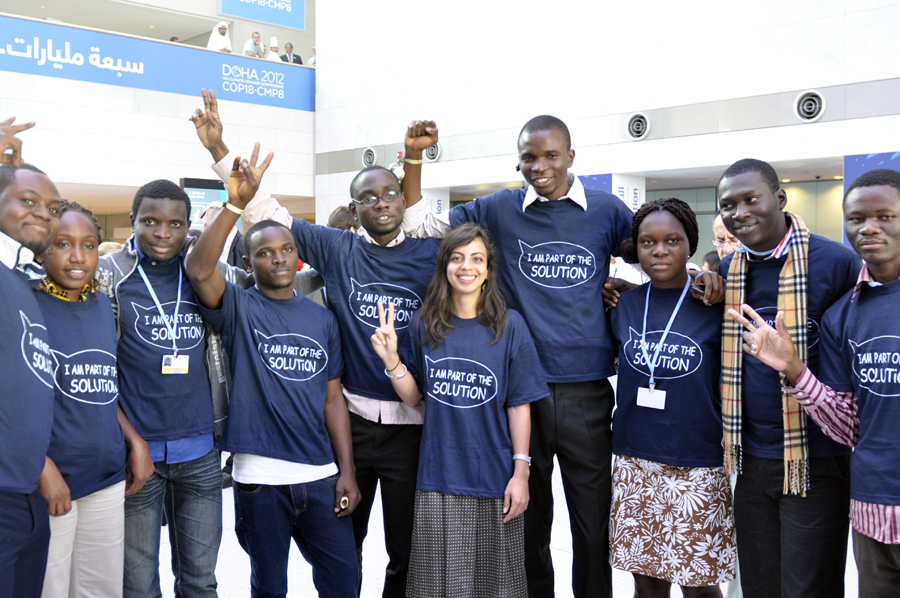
[265,37,283,63]
[206,21,232,53]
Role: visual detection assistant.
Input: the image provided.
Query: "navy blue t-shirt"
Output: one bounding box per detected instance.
[200,283,344,465]
[449,189,633,383]
[35,291,126,501]
[819,278,900,505]
[400,310,547,499]
[289,218,439,401]
[116,258,213,441]
[719,234,860,459]
[0,265,55,494]
[611,284,725,467]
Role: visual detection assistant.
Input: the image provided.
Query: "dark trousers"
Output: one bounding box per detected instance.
[349,413,422,598]
[734,453,851,598]
[853,528,900,598]
[0,488,50,598]
[234,477,358,598]
[524,379,615,598]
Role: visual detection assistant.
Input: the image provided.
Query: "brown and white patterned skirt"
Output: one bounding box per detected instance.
[407,490,527,598]
[609,455,736,587]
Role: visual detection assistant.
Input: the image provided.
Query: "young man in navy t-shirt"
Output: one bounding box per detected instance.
[717,159,860,598]
[730,168,900,598]
[95,180,225,598]
[0,156,61,598]
[191,89,441,598]
[185,149,360,598]
[400,115,633,598]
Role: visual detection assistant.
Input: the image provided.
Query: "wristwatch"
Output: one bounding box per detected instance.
[512,454,532,466]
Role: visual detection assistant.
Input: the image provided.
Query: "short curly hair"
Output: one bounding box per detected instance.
[619,197,699,263]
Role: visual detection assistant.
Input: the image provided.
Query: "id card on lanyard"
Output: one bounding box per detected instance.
[137,263,189,375]
[636,279,690,410]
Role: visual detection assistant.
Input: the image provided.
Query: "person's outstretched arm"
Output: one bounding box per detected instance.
[186,144,273,309]
[399,119,438,209]
[191,89,292,228]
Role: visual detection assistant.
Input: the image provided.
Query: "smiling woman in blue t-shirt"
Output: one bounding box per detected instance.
[609,198,735,598]
[32,201,153,598]
[371,223,547,598]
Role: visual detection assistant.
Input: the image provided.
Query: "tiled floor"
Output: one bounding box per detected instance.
[159,456,859,597]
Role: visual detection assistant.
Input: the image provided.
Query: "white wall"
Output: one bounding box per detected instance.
[314,0,900,218]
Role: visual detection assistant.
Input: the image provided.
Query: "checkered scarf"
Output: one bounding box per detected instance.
[722,212,810,496]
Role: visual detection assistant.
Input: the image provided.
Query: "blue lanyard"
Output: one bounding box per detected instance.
[640,279,690,390]
[137,264,182,355]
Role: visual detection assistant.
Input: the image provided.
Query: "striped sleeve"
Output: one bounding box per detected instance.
[783,367,859,447]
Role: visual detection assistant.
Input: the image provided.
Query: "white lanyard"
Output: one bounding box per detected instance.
[137,263,182,356]
[640,279,690,391]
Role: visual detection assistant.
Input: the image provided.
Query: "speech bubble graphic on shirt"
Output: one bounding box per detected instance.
[348,278,422,330]
[517,240,597,289]
[20,312,53,388]
[746,306,820,349]
[850,336,900,397]
[424,355,498,409]
[131,301,204,351]
[51,348,118,405]
[255,329,328,382]
[624,327,703,380]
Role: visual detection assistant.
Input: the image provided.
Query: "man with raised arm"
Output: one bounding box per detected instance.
[190,89,440,598]
[185,145,360,598]
[399,116,633,598]
[729,168,900,598]
[0,117,59,598]
[716,158,860,598]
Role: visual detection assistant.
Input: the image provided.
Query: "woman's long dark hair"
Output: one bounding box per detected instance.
[418,223,507,350]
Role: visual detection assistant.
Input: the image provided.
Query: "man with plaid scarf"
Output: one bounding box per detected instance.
[717,159,860,598]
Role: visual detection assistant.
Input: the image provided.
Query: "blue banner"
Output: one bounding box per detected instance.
[0,14,313,111]
[220,0,305,31]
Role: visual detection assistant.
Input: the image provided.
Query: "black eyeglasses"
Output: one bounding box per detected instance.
[352,190,401,208]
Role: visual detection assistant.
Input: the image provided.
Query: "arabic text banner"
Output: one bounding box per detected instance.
[0,14,314,111]
[220,0,305,31]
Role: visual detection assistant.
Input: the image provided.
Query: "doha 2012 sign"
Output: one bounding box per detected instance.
[220,0,305,31]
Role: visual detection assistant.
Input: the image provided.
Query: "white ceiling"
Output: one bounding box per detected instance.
[0,0,223,43]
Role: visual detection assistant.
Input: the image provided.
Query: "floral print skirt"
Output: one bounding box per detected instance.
[609,455,737,587]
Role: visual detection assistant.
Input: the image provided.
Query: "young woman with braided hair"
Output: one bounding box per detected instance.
[34,200,152,598]
[608,198,735,597]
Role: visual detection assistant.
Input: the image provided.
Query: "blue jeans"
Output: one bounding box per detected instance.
[234,475,358,598]
[123,448,222,598]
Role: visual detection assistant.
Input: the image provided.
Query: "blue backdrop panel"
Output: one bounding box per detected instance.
[0,14,314,111]
[220,0,305,31]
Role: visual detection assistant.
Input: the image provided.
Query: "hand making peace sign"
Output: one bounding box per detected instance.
[370,302,399,365]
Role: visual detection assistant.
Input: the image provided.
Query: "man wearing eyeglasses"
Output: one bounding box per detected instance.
[190,89,439,598]
[713,213,739,259]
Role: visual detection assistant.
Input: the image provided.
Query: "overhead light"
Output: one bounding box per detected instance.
[40,5,46,8]
[149,25,156,29]
[833,175,844,180]
[781,178,790,183]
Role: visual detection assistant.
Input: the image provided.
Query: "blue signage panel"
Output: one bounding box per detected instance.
[0,15,313,111]
[220,0,305,31]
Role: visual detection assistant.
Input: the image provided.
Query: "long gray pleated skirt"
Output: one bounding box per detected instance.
[406,490,527,598]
